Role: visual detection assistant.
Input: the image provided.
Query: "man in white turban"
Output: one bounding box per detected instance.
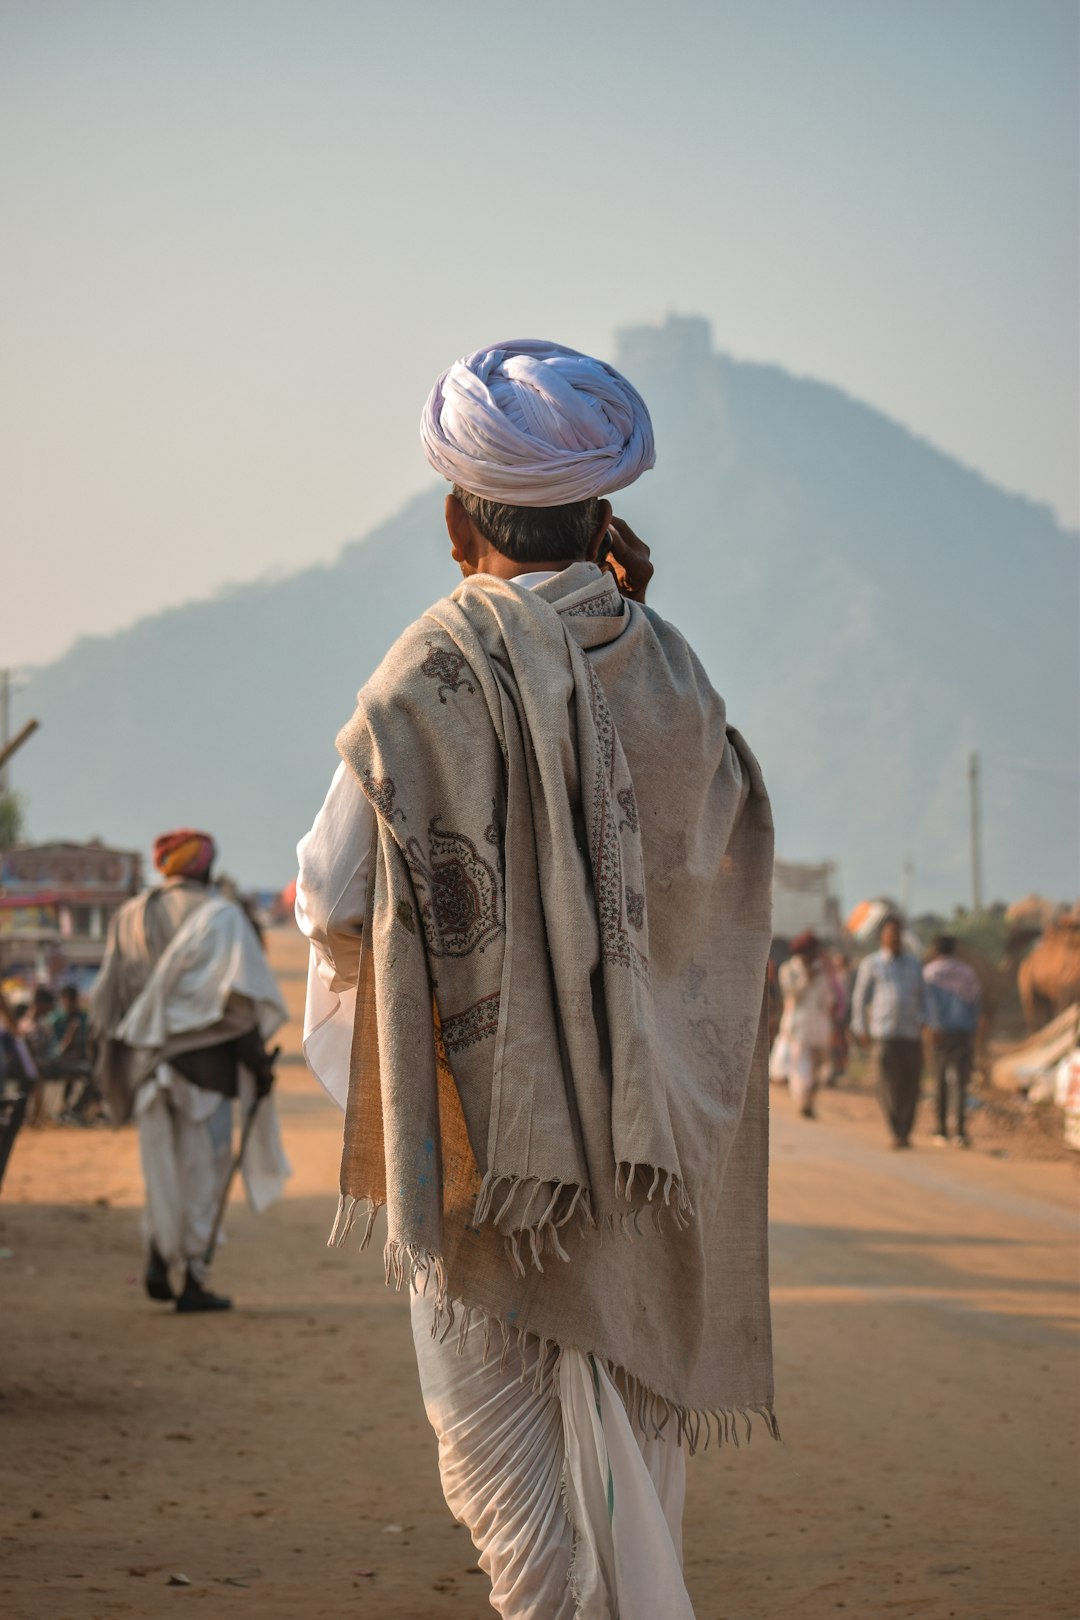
[297,339,776,1619]
[421,339,656,506]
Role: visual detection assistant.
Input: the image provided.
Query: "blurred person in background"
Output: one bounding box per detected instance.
[51,983,89,1063]
[769,930,833,1117]
[90,829,290,1313]
[923,935,981,1147]
[825,948,852,1083]
[851,915,930,1149]
[0,989,38,1092]
[50,983,97,1122]
[20,987,62,1122]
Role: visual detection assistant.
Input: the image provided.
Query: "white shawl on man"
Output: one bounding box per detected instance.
[92,889,291,1212]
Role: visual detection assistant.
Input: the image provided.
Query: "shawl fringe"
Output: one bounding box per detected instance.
[330,1158,694,1296]
[327,1194,780,1458]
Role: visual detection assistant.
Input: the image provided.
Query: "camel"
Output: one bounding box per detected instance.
[1005,894,1066,935]
[1018,917,1080,1031]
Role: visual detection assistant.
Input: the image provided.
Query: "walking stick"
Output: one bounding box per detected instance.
[202,1047,280,1268]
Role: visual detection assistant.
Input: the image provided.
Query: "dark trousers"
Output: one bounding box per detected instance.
[934,1030,974,1138]
[874,1038,923,1145]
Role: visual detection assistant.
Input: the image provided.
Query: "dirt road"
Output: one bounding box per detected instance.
[1,929,1076,1619]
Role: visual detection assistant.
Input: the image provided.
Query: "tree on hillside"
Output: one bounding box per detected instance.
[947,904,1011,964]
[0,790,25,852]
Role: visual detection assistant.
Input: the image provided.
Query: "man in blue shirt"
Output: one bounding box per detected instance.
[923,935,982,1147]
[851,915,930,1148]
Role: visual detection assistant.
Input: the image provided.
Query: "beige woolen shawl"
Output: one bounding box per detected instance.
[333,562,776,1443]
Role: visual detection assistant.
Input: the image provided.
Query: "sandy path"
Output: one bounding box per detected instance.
[1,929,1076,1620]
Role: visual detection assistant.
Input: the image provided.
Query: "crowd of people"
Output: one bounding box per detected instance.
[768,915,983,1148]
[0,980,98,1124]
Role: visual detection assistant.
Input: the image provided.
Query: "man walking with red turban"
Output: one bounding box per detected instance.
[91,829,290,1312]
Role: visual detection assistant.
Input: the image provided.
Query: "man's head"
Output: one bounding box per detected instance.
[32,986,55,1018]
[153,829,216,884]
[790,930,820,963]
[60,984,80,1012]
[422,341,654,572]
[932,933,957,958]
[880,915,903,955]
[446,486,612,575]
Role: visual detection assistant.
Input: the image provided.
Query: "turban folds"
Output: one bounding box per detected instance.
[421,339,655,507]
[153,829,215,880]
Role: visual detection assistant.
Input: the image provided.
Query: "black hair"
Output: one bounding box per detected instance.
[933,934,957,956]
[453,484,600,563]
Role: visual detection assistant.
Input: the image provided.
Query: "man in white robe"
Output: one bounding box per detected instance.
[769,930,834,1117]
[92,829,290,1313]
[298,341,775,1618]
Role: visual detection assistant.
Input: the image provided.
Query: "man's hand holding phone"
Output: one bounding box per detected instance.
[598,517,653,604]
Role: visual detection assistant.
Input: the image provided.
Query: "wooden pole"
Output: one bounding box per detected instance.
[901,857,914,917]
[0,718,40,778]
[969,750,983,912]
[0,670,9,795]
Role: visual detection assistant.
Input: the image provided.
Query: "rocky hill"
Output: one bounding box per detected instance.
[13,316,1078,908]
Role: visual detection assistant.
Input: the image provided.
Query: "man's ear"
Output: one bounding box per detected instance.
[585,499,613,561]
[446,492,482,571]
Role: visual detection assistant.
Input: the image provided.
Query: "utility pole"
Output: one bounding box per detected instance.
[901,857,914,918]
[968,750,983,913]
[0,669,9,796]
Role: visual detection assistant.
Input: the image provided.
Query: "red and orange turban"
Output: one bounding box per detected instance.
[153,828,216,880]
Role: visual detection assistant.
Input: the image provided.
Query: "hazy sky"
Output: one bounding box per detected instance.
[3,0,1077,669]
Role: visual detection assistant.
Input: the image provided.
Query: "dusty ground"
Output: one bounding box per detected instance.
[1,929,1077,1620]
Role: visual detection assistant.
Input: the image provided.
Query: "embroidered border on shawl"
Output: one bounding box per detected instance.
[563,588,624,620]
[584,662,648,979]
[441,992,501,1055]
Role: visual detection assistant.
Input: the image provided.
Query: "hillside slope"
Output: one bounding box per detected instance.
[13,316,1078,907]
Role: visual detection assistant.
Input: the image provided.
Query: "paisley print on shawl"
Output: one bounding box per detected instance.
[361,768,405,823]
[406,817,504,958]
[421,641,476,704]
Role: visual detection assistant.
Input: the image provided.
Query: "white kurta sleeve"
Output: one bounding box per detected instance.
[295,761,374,1110]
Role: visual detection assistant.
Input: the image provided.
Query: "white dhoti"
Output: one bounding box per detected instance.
[136,1067,229,1282]
[769,1033,822,1107]
[135,1064,290,1283]
[410,1294,695,1620]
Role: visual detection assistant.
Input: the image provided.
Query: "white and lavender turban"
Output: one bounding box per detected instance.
[420,339,655,507]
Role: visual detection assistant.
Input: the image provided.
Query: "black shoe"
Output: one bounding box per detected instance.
[145,1245,174,1302]
[800,1103,816,1119]
[176,1270,232,1314]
